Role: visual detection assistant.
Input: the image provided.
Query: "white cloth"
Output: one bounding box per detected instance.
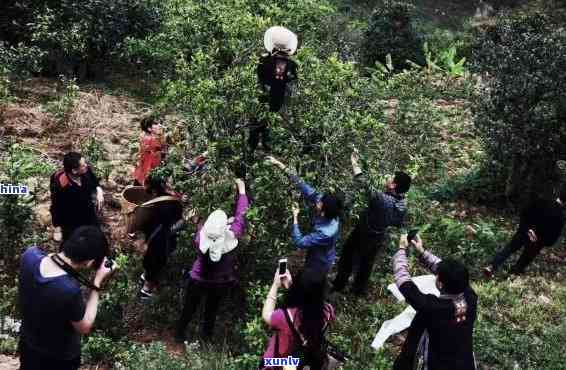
[371,275,439,350]
[264,26,298,55]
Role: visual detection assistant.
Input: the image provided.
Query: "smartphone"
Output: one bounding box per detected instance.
[278,258,288,275]
[407,229,419,244]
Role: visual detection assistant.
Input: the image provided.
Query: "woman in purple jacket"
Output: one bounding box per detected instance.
[175,178,249,343]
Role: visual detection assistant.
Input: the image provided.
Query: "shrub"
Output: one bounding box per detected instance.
[0,42,45,100]
[44,75,80,123]
[361,0,424,70]
[471,11,566,206]
[124,0,335,79]
[0,144,55,275]
[28,0,162,79]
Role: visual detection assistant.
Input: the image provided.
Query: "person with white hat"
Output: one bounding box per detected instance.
[249,26,299,154]
[175,178,249,343]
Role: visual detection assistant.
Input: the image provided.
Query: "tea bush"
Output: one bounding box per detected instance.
[361,0,425,70]
[471,11,566,206]
[0,144,55,275]
[27,0,162,79]
[0,42,45,100]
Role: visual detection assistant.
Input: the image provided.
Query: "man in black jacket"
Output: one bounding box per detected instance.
[484,191,566,277]
[249,26,298,154]
[50,152,105,243]
[393,234,477,370]
[332,149,411,296]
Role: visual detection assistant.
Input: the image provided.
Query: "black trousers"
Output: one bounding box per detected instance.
[19,340,80,370]
[176,278,229,338]
[490,231,546,273]
[143,235,176,284]
[333,225,385,295]
[248,121,271,152]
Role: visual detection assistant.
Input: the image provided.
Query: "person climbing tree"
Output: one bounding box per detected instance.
[249,26,298,155]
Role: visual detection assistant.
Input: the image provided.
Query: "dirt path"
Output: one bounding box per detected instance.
[1,78,183,365]
[3,78,147,250]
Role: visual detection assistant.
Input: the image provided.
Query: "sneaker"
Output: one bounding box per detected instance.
[483,266,494,279]
[139,273,146,285]
[139,287,153,300]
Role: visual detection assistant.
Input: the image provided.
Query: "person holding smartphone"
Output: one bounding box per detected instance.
[393,234,477,370]
[18,226,117,370]
[260,267,335,370]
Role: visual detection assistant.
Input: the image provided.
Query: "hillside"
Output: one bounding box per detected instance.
[1,1,566,369]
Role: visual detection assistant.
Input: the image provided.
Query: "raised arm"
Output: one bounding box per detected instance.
[392,239,439,313]
[412,235,441,274]
[228,179,249,239]
[289,174,322,204]
[266,156,322,203]
[351,149,378,203]
[291,203,328,249]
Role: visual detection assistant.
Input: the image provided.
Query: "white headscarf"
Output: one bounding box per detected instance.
[199,210,238,262]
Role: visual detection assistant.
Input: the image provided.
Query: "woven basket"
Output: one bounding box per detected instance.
[120,186,153,233]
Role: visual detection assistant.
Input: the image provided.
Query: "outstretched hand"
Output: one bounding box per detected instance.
[411,234,425,254]
[351,148,362,175]
[291,203,300,218]
[351,148,360,166]
[235,178,246,195]
[266,156,286,170]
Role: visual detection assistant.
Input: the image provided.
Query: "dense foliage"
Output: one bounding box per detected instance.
[2,1,566,369]
[361,0,424,70]
[1,0,162,79]
[471,11,566,206]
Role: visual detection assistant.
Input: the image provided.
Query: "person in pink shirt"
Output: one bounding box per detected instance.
[260,268,335,370]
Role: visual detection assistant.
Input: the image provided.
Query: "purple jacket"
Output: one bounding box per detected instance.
[189,194,249,286]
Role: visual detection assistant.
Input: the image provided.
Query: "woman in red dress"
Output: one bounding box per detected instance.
[133,116,166,186]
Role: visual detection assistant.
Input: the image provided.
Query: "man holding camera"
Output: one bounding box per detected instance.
[18,226,117,370]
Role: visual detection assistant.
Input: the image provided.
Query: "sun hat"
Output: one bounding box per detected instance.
[199,210,238,262]
[264,26,298,55]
